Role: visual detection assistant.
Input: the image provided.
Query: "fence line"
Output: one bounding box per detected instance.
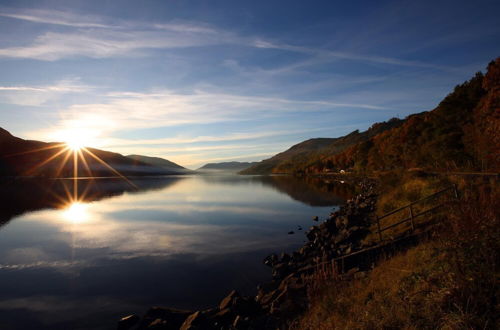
[297,184,459,276]
[375,184,459,242]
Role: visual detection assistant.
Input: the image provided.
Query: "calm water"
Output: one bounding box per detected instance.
[0,175,353,329]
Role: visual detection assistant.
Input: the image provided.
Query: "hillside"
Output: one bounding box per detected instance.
[0,128,181,177]
[127,154,188,173]
[304,58,499,174]
[242,58,500,175]
[198,161,258,172]
[240,119,403,175]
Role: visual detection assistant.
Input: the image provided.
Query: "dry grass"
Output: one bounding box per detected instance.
[296,242,450,330]
[363,171,449,244]
[295,175,499,330]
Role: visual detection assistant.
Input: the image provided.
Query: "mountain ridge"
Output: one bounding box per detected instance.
[240,118,404,174]
[0,130,183,178]
[198,161,258,172]
[241,58,500,175]
[126,154,187,172]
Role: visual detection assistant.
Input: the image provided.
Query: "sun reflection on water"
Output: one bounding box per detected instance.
[62,202,89,224]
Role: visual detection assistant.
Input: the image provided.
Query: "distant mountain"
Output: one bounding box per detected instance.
[198,161,258,172]
[0,129,183,177]
[126,154,188,173]
[243,57,500,175]
[241,119,403,174]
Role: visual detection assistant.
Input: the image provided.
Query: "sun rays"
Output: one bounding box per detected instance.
[14,136,138,220]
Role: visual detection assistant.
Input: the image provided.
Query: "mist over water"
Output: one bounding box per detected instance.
[0,175,354,330]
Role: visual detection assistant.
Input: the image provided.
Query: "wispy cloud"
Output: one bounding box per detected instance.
[112,142,287,156]
[0,6,450,74]
[40,88,389,136]
[253,40,454,71]
[0,80,90,92]
[0,78,91,106]
[0,8,111,28]
[0,8,235,60]
[104,127,330,147]
[0,29,229,60]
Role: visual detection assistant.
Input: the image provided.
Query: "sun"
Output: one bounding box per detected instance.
[58,128,94,151]
[66,137,86,151]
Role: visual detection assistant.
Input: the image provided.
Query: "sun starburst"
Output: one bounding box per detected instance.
[13,129,137,216]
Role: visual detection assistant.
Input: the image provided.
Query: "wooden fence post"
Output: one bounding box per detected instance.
[453,184,459,200]
[376,216,382,242]
[409,205,415,231]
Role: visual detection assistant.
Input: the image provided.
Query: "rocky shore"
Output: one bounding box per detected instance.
[118,180,377,330]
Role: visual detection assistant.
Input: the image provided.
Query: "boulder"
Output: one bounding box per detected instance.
[117,314,140,330]
[263,254,278,267]
[180,311,204,330]
[219,290,240,310]
[148,318,166,328]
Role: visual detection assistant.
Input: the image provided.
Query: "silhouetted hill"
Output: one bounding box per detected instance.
[242,57,500,175]
[241,119,403,174]
[127,154,189,173]
[198,161,258,172]
[0,130,182,177]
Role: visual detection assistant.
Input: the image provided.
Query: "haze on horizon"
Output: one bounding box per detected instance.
[0,0,498,169]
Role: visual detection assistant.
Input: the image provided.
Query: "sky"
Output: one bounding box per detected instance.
[0,0,499,169]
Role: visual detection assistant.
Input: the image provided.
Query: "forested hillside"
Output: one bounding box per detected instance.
[305,58,499,174]
[242,58,499,175]
[241,119,403,174]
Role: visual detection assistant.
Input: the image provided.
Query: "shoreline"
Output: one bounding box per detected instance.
[117,179,377,330]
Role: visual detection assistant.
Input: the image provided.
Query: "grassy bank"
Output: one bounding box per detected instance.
[295,172,499,329]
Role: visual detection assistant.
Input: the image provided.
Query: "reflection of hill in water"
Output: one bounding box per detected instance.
[198,175,355,206]
[0,175,354,227]
[0,177,183,225]
[260,176,355,206]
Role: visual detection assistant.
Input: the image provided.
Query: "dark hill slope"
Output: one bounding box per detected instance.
[241,119,403,174]
[127,154,187,172]
[198,161,258,172]
[304,58,499,174]
[0,129,179,177]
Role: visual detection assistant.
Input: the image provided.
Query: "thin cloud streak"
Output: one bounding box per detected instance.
[38,88,390,139]
[0,8,111,28]
[0,81,90,93]
[253,40,455,71]
[0,29,229,60]
[0,79,91,106]
[113,142,288,155]
[0,7,447,73]
[104,127,329,147]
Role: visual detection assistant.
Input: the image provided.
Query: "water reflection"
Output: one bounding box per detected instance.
[62,203,90,224]
[0,175,355,329]
[0,176,183,226]
[0,175,355,226]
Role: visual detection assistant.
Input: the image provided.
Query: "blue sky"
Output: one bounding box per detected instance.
[0,0,498,168]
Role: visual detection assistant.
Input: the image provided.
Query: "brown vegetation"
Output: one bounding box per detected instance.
[243,58,500,176]
[295,175,499,329]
